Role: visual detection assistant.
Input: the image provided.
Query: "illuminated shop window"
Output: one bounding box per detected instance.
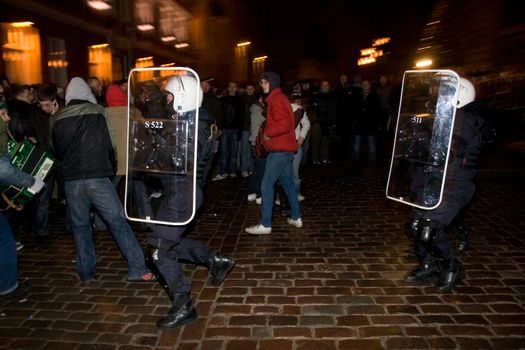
[47,36,68,87]
[158,0,190,42]
[135,56,154,81]
[1,22,42,84]
[88,43,112,85]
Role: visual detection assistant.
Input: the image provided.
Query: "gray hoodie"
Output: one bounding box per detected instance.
[65,77,97,105]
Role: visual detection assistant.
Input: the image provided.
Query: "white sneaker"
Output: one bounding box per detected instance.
[247,193,257,202]
[245,224,271,235]
[298,194,305,202]
[275,198,281,206]
[16,241,24,252]
[241,171,249,178]
[212,174,228,182]
[287,218,303,228]
[149,191,162,199]
[256,197,262,205]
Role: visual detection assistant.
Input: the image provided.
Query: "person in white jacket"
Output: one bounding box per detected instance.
[291,98,310,201]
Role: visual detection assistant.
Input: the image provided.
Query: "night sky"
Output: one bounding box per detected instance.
[236,0,436,74]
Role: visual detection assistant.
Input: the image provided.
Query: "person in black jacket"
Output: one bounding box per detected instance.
[143,75,234,330]
[405,78,483,292]
[213,82,245,180]
[352,80,381,161]
[312,80,337,164]
[8,84,55,243]
[52,77,152,284]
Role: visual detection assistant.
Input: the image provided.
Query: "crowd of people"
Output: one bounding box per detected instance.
[0,68,482,330]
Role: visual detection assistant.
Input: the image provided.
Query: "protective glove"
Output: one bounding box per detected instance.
[27,175,45,194]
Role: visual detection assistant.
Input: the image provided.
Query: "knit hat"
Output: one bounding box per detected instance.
[261,71,281,90]
[65,77,97,105]
[105,84,127,107]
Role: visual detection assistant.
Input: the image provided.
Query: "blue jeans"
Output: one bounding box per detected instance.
[292,146,303,194]
[0,213,18,295]
[352,135,377,161]
[261,152,301,227]
[248,147,266,197]
[93,175,123,230]
[65,177,147,281]
[239,130,253,173]
[219,129,238,175]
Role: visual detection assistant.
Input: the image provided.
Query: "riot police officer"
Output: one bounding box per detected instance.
[145,75,235,330]
[405,77,483,292]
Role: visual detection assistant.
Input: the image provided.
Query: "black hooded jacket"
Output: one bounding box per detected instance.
[52,100,116,181]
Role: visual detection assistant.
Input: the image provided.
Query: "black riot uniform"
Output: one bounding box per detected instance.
[147,107,234,330]
[406,101,484,292]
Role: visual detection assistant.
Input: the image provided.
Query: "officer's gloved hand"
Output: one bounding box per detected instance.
[27,175,45,194]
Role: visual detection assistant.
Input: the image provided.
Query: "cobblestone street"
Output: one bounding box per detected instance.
[1,159,524,350]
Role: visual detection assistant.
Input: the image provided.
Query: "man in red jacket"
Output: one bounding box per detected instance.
[245,72,303,234]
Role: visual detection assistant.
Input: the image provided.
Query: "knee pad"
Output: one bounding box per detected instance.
[418,219,439,243]
[145,244,172,299]
[410,219,420,237]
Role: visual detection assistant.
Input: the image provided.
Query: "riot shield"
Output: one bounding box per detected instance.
[125,67,200,226]
[386,70,460,210]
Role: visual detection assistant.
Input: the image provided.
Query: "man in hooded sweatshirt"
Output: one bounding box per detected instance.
[51,77,152,283]
[245,72,303,234]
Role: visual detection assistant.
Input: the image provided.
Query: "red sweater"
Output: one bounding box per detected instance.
[263,88,297,153]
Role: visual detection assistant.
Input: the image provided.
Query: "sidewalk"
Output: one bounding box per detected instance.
[1,160,524,350]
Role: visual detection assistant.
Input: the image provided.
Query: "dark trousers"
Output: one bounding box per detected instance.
[412,178,475,270]
[148,181,214,295]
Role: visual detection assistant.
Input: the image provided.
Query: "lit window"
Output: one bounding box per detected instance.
[135,56,155,81]
[1,22,42,84]
[47,37,68,87]
[88,43,112,85]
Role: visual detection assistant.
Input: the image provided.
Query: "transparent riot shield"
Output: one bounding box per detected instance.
[386,70,460,210]
[125,67,200,226]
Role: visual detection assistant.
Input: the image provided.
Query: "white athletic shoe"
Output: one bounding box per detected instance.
[256,197,262,205]
[287,218,303,228]
[247,193,257,202]
[212,174,228,182]
[245,224,271,235]
[298,194,305,202]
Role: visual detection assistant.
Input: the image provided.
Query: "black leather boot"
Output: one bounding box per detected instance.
[452,213,469,252]
[405,263,438,283]
[156,293,198,330]
[436,260,465,292]
[208,253,235,286]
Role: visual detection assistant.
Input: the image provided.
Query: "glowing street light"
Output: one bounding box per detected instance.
[253,56,268,62]
[415,59,433,68]
[11,22,34,28]
[161,35,176,42]
[237,41,251,47]
[136,24,155,31]
[86,0,112,11]
[175,43,189,49]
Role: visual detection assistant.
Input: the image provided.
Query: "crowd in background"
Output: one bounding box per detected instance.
[0,70,399,292]
[0,71,400,243]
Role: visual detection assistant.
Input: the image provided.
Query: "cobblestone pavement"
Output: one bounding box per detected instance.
[1,160,524,350]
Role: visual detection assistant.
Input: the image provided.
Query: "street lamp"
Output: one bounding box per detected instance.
[415,59,433,68]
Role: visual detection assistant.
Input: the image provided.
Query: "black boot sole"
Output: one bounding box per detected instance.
[156,309,198,330]
[211,260,236,287]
